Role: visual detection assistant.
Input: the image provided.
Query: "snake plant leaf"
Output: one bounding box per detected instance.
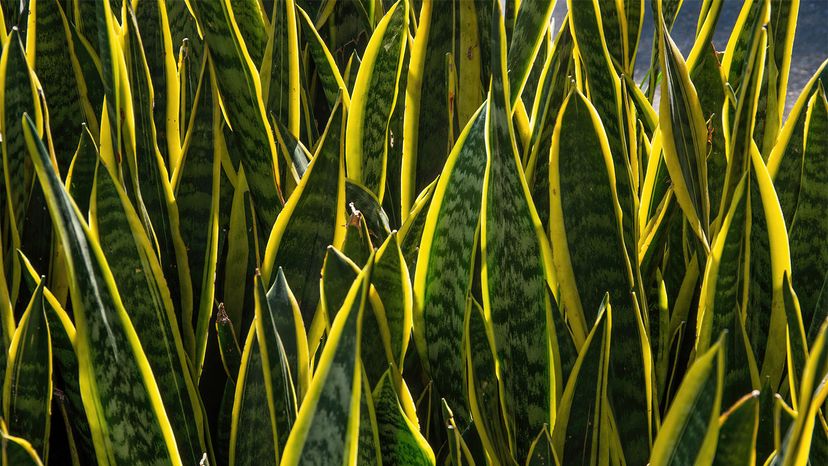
[346,180,392,245]
[690,44,727,222]
[744,143,791,388]
[549,89,633,340]
[551,296,612,465]
[650,337,725,466]
[786,87,828,335]
[90,153,207,465]
[297,6,349,109]
[262,95,347,326]
[17,257,96,465]
[63,16,104,137]
[754,0,799,157]
[217,305,243,381]
[401,0,455,216]
[657,8,710,251]
[566,0,634,254]
[2,282,51,461]
[342,210,375,267]
[265,268,310,401]
[398,177,438,276]
[766,59,828,224]
[482,9,555,458]
[229,0,267,66]
[272,116,311,181]
[413,102,486,418]
[441,399,472,466]
[712,391,760,466]
[525,20,574,228]
[191,0,283,228]
[321,246,361,324]
[94,0,136,168]
[280,255,373,466]
[230,325,279,466]
[465,298,514,466]
[507,0,555,106]
[372,232,412,367]
[696,176,760,406]
[133,0,182,170]
[346,0,407,201]
[0,422,43,466]
[358,368,383,466]
[254,273,298,456]
[28,0,84,169]
[455,0,484,128]
[721,0,768,100]
[782,273,808,404]
[1,28,42,300]
[65,124,99,218]
[261,0,300,136]
[222,167,262,336]
[718,1,768,222]
[526,425,558,466]
[373,370,436,466]
[24,113,182,464]
[174,51,222,376]
[123,9,195,366]
[547,91,652,461]
[773,321,828,465]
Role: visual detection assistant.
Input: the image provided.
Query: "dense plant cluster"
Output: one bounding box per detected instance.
[0,0,826,464]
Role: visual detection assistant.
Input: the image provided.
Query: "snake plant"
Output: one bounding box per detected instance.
[0,0,826,464]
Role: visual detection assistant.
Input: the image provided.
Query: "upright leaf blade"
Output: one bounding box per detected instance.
[24,114,182,466]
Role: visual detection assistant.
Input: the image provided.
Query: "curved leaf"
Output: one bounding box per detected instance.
[413,102,486,419]
[650,338,724,466]
[91,149,206,464]
[346,0,408,201]
[280,256,373,466]
[481,9,555,459]
[373,370,435,466]
[2,282,51,460]
[25,113,182,464]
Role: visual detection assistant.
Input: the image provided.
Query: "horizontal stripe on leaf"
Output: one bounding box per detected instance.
[24,113,184,466]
